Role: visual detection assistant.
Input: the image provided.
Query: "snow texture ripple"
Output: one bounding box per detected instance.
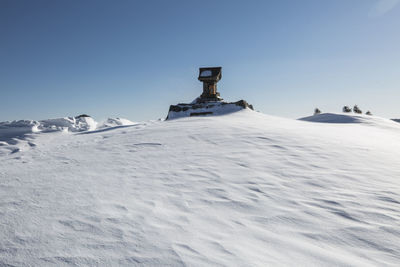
[0,111,400,266]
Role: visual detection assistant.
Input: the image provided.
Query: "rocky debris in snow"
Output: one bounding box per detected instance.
[353,105,362,114]
[343,106,352,113]
[314,108,321,115]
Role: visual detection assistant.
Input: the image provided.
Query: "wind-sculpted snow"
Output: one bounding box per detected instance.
[1,110,400,266]
[0,117,134,155]
[0,117,96,143]
[300,113,362,123]
[300,112,400,126]
[97,118,136,129]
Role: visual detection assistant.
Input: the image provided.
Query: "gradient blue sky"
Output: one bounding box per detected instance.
[1,0,399,121]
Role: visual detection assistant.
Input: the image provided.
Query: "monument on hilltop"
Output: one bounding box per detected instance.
[197,67,222,102]
[166,67,253,120]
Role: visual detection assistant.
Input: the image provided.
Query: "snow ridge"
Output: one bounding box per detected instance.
[0,116,133,155]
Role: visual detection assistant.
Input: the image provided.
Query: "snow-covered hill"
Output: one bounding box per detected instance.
[1,111,400,266]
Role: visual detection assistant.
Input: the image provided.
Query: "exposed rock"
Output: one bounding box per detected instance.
[353,105,362,114]
[234,100,253,110]
[343,106,352,113]
[190,112,213,116]
[76,114,91,118]
[167,99,254,120]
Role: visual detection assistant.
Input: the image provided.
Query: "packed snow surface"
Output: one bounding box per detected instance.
[1,111,400,266]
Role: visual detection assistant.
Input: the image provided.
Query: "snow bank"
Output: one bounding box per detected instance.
[39,116,98,132]
[0,120,40,140]
[0,116,97,144]
[0,116,97,135]
[0,116,136,145]
[299,113,400,129]
[299,113,362,123]
[97,118,136,128]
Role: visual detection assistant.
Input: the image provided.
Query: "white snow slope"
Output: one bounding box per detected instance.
[1,110,400,266]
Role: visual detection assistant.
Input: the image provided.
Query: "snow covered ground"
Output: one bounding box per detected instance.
[1,110,400,266]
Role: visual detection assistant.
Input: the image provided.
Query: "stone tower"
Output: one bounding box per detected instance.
[198,67,222,102]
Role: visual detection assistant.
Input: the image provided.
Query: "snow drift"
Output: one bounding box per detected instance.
[0,116,96,140]
[1,110,400,266]
[97,118,135,128]
[0,116,135,146]
[300,113,400,132]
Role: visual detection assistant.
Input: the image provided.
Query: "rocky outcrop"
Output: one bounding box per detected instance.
[166,99,254,120]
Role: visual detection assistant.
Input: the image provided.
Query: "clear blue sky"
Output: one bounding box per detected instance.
[1,0,399,121]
